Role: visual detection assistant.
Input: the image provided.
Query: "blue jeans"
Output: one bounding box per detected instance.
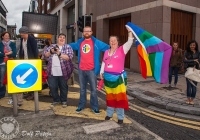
[186,78,197,99]
[48,76,68,103]
[78,69,98,110]
[0,64,6,87]
[169,66,179,85]
[106,106,124,120]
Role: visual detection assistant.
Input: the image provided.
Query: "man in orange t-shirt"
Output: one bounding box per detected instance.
[69,26,109,114]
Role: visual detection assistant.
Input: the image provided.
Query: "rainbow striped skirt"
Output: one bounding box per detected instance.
[104,71,129,110]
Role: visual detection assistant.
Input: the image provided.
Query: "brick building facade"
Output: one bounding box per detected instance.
[7,24,17,40]
[38,0,63,14]
[37,0,200,72]
[0,0,7,36]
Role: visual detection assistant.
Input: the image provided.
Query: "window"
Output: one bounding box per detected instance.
[67,5,75,24]
[42,0,44,5]
[47,2,50,10]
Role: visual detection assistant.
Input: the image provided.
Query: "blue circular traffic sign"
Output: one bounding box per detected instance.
[11,63,38,88]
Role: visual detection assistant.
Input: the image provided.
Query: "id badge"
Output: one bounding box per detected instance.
[107,64,113,68]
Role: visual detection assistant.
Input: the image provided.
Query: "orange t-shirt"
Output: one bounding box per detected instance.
[79,38,94,70]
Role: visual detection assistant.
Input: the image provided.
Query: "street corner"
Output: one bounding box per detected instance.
[0,83,132,124]
[0,98,132,124]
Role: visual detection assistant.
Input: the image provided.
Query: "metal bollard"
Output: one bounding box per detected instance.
[34,91,39,113]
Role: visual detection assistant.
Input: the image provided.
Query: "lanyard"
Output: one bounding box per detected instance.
[107,48,117,66]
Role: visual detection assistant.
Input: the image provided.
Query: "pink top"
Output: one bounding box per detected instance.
[103,46,125,73]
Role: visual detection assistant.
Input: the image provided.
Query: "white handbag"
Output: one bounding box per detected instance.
[185,67,200,82]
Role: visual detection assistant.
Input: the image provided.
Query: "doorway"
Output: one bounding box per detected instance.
[170,9,193,51]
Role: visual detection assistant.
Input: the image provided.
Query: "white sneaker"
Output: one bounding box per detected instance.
[62,102,67,108]
[8,99,13,105]
[166,84,171,87]
[172,84,176,87]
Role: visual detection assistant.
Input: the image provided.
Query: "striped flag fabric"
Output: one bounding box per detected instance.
[126,22,172,84]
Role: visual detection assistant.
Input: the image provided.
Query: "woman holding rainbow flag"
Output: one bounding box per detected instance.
[99,26,133,124]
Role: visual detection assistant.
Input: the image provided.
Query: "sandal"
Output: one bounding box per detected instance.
[186,101,190,104]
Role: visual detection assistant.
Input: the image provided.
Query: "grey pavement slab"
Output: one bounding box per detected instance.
[175,112,200,121]
[82,121,120,134]
[166,103,200,115]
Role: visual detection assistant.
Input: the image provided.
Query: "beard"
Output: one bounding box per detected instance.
[83,34,92,39]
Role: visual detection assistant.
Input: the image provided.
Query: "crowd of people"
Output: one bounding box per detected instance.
[0,25,199,124]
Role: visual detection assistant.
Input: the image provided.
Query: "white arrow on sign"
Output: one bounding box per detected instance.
[16,68,34,84]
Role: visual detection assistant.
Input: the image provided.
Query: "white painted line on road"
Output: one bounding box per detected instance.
[83,121,120,134]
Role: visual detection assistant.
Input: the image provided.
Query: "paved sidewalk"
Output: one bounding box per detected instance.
[73,63,200,117]
[126,70,200,116]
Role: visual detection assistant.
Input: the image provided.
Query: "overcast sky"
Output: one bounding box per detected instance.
[2,0,30,34]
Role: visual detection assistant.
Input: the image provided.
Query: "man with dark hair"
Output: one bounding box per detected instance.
[19,26,38,100]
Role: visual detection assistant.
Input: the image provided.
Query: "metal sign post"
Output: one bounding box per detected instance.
[34,91,39,113]
[12,94,18,117]
[7,60,42,117]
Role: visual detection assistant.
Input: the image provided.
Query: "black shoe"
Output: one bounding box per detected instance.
[118,120,123,124]
[105,116,111,120]
[76,108,82,113]
[50,102,60,108]
[12,104,22,108]
[92,109,100,115]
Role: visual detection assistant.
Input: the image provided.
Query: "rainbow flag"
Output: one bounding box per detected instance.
[126,22,172,84]
[104,71,129,110]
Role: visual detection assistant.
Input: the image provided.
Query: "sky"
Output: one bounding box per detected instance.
[2,0,30,34]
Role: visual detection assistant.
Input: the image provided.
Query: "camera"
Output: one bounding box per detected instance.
[54,45,59,51]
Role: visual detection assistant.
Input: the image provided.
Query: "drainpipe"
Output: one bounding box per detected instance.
[75,0,78,41]
[82,0,86,15]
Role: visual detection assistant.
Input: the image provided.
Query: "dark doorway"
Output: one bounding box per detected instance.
[170,9,193,51]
